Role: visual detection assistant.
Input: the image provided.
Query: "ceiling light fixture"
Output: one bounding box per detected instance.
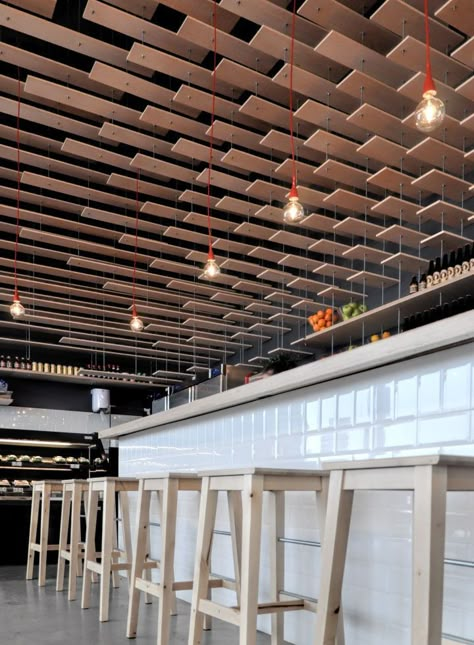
[202,0,221,280]
[415,0,445,133]
[130,171,144,333]
[10,73,25,320]
[283,0,306,225]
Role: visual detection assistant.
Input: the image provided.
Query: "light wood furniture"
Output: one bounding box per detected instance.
[81,477,138,622]
[315,455,474,645]
[188,467,338,645]
[56,479,93,601]
[26,479,63,586]
[127,472,241,644]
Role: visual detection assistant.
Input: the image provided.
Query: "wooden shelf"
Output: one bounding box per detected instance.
[415,200,473,226]
[420,230,473,252]
[347,271,399,287]
[381,252,430,273]
[0,368,162,388]
[296,270,474,348]
[314,263,357,280]
[376,224,428,248]
[411,169,472,202]
[267,346,313,357]
[248,322,291,334]
[370,196,421,223]
[343,244,392,263]
[333,217,385,241]
[317,286,367,301]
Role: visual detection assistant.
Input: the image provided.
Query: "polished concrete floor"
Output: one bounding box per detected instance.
[0,566,276,644]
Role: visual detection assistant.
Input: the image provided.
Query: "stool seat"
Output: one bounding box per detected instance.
[189,467,338,645]
[26,480,64,586]
[81,477,139,622]
[315,454,474,645]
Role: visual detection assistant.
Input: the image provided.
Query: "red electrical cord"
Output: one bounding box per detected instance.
[132,170,140,317]
[13,74,21,302]
[288,0,298,197]
[423,0,435,95]
[206,0,218,260]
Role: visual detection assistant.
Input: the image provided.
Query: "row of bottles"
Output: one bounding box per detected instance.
[402,294,473,331]
[0,356,31,370]
[409,243,474,293]
[0,356,79,376]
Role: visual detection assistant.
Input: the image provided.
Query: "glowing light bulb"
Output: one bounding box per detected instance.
[283,195,305,224]
[415,90,445,133]
[130,315,144,333]
[203,257,220,279]
[10,298,25,319]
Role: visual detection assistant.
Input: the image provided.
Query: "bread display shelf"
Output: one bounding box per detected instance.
[293,271,474,349]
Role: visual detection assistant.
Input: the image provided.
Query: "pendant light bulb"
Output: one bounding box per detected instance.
[10,295,25,320]
[415,90,445,133]
[203,250,220,280]
[283,184,306,224]
[130,305,144,333]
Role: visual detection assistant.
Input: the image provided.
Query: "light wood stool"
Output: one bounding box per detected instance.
[127,472,242,644]
[315,455,474,645]
[188,467,332,645]
[81,477,139,622]
[56,479,94,601]
[26,480,63,586]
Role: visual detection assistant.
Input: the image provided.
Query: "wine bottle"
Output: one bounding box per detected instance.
[20,357,26,370]
[409,276,418,294]
[419,273,427,290]
[440,254,449,282]
[448,250,456,279]
[6,356,12,369]
[426,259,435,287]
[0,355,5,368]
[13,356,20,369]
[462,245,470,273]
[26,358,31,370]
[455,247,463,276]
[432,257,441,285]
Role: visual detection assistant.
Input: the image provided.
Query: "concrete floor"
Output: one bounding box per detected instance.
[0,566,275,644]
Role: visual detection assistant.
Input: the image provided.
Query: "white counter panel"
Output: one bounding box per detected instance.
[119,340,474,644]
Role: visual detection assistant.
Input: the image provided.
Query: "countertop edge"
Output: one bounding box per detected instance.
[100,311,474,440]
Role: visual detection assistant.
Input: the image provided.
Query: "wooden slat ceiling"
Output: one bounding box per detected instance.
[0,0,472,371]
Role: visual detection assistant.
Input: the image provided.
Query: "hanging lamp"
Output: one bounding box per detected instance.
[10,74,25,320]
[130,171,144,332]
[414,0,445,132]
[202,0,221,280]
[283,0,306,224]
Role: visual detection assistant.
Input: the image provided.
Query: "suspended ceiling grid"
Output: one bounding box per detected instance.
[0,0,473,375]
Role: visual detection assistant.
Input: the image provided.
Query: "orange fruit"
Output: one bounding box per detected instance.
[325,321,332,327]
[317,310,324,318]
[325,312,332,320]
[325,308,333,315]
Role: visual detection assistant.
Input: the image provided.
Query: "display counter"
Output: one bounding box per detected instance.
[105,310,474,645]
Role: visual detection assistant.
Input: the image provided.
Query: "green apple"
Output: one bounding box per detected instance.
[359,303,368,313]
[342,303,353,316]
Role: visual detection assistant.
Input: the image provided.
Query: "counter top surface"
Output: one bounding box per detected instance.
[100,310,474,440]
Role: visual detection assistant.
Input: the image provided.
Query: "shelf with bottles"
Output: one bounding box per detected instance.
[293,267,474,349]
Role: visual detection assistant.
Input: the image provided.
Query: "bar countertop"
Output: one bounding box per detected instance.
[99,310,474,440]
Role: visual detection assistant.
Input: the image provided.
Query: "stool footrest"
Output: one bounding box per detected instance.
[86,561,102,575]
[111,562,131,572]
[198,599,240,626]
[143,560,159,570]
[135,577,161,597]
[30,543,60,552]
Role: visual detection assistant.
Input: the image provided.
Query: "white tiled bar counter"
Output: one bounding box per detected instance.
[102,311,474,645]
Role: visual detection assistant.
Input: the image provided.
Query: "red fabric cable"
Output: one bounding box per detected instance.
[206,0,218,258]
[288,0,298,192]
[14,74,21,299]
[132,170,140,316]
[423,0,435,94]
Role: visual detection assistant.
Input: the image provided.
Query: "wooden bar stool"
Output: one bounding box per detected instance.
[188,467,329,645]
[127,472,242,645]
[315,455,474,645]
[26,480,63,586]
[81,477,139,622]
[56,479,92,601]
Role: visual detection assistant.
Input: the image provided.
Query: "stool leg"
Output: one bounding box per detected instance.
[228,490,243,605]
[239,474,264,645]
[316,479,345,645]
[270,491,285,645]
[144,529,153,605]
[81,487,99,610]
[38,484,52,587]
[68,484,82,601]
[314,470,353,645]
[83,489,97,584]
[56,487,72,592]
[112,522,120,588]
[26,487,41,580]
[157,478,179,645]
[99,479,115,622]
[412,465,447,645]
[127,480,151,638]
[188,477,218,645]
[120,490,133,585]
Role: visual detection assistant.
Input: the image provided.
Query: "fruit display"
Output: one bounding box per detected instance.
[308,308,339,332]
[341,302,368,320]
[78,456,89,464]
[30,456,43,463]
[18,455,31,462]
[52,455,66,464]
[370,331,391,343]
